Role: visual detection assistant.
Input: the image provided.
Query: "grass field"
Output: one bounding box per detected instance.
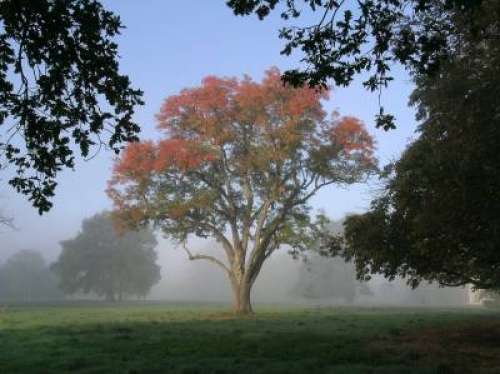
[1,303,499,373]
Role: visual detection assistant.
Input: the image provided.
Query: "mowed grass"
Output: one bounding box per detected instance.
[1,303,500,373]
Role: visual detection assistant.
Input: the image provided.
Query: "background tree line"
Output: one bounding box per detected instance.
[0,213,161,302]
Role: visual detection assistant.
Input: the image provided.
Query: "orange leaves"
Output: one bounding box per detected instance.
[155,67,327,147]
[113,141,157,180]
[108,67,378,233]
[331,116,376,164]
[112,138,216,179]
[262,67,328,118]
[156,138,217,171]
[157,75,237,122]
[151,67,333,180]
[107,138,216,225]
[157,76,238,144]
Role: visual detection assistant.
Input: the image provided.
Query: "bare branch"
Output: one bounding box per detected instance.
[182,242,231,275]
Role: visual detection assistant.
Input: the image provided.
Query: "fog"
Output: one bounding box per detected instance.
[0,236,468,307]
[148,239,467,307]
[0,1,467,308]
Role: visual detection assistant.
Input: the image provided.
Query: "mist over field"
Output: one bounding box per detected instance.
[0,236,468,307]
[140,239,465,307]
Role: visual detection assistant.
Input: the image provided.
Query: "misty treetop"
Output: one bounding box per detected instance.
[0,0,143,213]
[52,212,161,301]
[108,68,377,314]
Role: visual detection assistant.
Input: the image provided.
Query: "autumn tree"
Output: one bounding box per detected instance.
[0,0,143,213]
[52,212,161,301]
[108,68,376,314]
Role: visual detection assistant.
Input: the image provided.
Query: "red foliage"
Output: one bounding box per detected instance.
[111,141,157,185]
[155,138,216,172]
[331,116,376,164]
[108,68,376,227]
[156,67,327,145]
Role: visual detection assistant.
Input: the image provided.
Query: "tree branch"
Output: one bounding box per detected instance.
[199,222,235,263]
[182,242,231,275]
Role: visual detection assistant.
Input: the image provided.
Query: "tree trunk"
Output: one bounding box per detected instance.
[232,280,253,315]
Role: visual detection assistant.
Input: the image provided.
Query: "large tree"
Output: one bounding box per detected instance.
[0,0,143,213]
[52,212,161,301]
[226,0,486,129]
[332,1,500,290]
[108,68,376,314]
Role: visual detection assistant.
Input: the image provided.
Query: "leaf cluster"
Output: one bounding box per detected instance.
[0,0,143,213]
[227,0,484,130]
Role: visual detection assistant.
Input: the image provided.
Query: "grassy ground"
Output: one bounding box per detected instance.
[1,303,499,373]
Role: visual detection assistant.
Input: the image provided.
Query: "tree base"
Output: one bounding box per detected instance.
[233,306,254,315]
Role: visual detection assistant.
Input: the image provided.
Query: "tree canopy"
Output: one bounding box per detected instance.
[52,212,161,301]
[0,0,143,213]
[226,0,486,129]
[108,68,377,313]
[332,1,500,290]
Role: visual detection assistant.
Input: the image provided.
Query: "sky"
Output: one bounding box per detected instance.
[0,1,417,269]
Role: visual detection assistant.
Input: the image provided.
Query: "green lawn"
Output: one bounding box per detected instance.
[1,303,499,373]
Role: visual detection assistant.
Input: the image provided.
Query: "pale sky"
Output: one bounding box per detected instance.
[0,1,417,267]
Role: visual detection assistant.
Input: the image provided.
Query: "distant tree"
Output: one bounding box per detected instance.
[226,0,487,129]
[108,68,377,314]
[52,212,160,301]
[294,219,371,303]
[478,290,500,308]
[294,256,371,303]
[0,250,62,301]
[332,2,500,290]
[0,0,143,213]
